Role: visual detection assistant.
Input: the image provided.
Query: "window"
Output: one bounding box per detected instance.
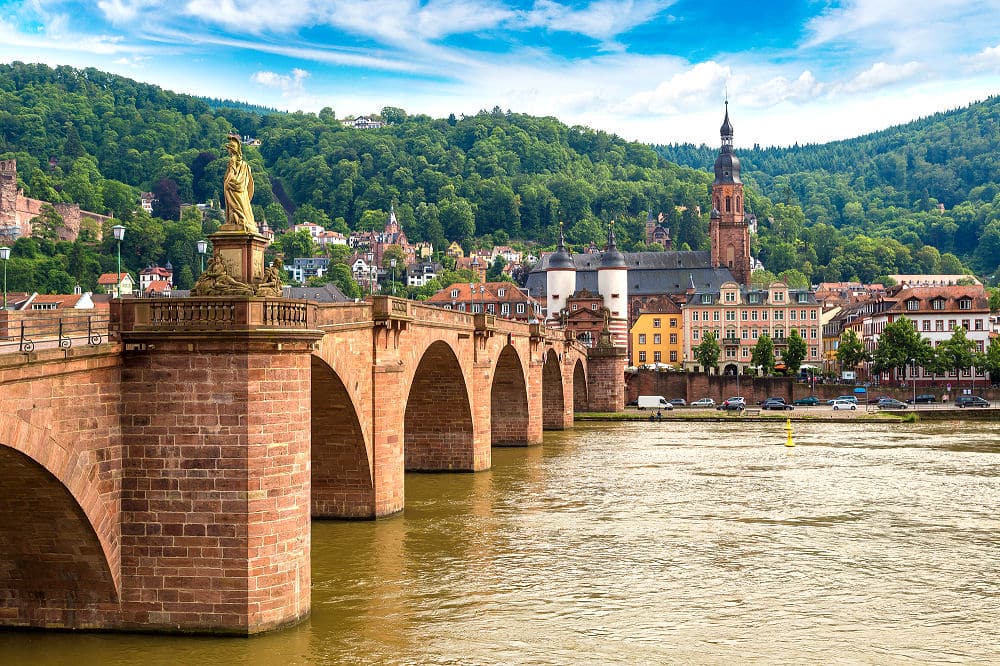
[501,303,510,315]
[693,311,699,321]
[775,310,784,321]
[742,330,748,339]
[724,291,736,303]
[932,299,945,310]
[458,303,466,312]
[726,348,736,358]
[789,310,797,320]
[713,311,720,321]
[498,288,506,298]
[703,311,709,320]
[741,311,748,321]
[797,293,808,304]
[653,334,661,344]
[591,303,598,310]
[748,293,759,304]
[701,294,713,304]
[639,351,646,363]
[516,303,525,314]
[906,299,919,311]
[751,310,758,321]
[486,304,495,314]
[669,318,678,328]
[761,310,768,321]
[959,298,972,310]
[638,334,646,344]
[669,351,677,362]
[936,320,944,331]
[572,304,578,310]
[669,333,677,344]
[975,319,984,330]
[948,320,956,331]
[653,318,662,328]
[654,352,662,362]
[810,310,817,320]
[472,304,482,313]
[962,320,970,330]
[922,320,930,331]
[752,329,758,339]
[773,291,785,302]
[726,310,736,321]
[693,330,699,340]
[450,289,459,298]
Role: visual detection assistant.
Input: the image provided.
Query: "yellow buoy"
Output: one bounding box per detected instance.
[784,416,795,447]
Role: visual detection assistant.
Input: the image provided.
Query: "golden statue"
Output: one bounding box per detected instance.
[223,133,257,234]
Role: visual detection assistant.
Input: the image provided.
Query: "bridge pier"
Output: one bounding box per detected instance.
[116,298,321,634]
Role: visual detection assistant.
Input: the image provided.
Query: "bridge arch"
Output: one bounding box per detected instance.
[573,359,588,412]
[491,345,530,446]
[542,348,566,430]
[0,417,119,626]
[311,356,373,519]
[405,340,475,470]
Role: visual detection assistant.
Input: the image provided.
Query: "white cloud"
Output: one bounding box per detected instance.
[838,61,923,94]
[519,0,674,45]
[616,61,732,114]
[737,70,822,108]
[251,68,310,96]
[967,43,1000,71]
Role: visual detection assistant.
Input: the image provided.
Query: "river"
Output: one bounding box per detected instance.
[2,420,998,664]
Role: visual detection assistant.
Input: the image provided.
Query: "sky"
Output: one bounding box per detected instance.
[1,0,1000,148]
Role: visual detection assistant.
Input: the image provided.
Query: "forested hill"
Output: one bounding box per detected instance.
[0,61,993,296]
[0,61,714,259]
[656,96,1000,279]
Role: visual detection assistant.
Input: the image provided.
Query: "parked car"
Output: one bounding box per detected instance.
[717,397,746,411]
[877,397,908,410]
[761,397,794,410]
[669,398,687,407]
[690,397,716,408]
[908,394,936,404]
[955,395,990,408]
[637,395,671,410]
[827,395,859,405]
[831,399,857,411]
[792,395,820,406]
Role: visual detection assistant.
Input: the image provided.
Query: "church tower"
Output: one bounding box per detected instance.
[545,223,576,323]
[708,103,751,285]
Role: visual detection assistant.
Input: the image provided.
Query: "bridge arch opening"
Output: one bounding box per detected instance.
[542,348,566,430]
[491,345,529,446]
[404,340,475,470]
[573,359,588,412]
[0,445,118,627]
[311,356,373,519]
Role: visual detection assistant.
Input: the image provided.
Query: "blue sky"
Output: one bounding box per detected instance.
[1,0,999,147]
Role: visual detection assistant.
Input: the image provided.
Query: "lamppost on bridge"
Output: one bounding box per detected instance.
[112,224,126,299]
[0,246,9,310]
[197,239,208,274]
[390,258,397,296]
[909,358,917,408]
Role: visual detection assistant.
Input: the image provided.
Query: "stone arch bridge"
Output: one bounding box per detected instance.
[0,296,624,635]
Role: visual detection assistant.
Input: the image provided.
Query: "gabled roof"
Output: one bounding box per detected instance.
[145,280,171,293]
[426,281,539,305]
[97,272,130,285]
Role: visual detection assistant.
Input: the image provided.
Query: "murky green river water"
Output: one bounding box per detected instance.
[2,420,998,664]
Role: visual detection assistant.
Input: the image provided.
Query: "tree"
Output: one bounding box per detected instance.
[693,331,720,374]
[836,329,869,373]
[152,178,181,220]
[274,229,316,260]
[936,326,977,385]
[782,329,807,375]
[751,333,775,375]
[871,316,933,380]
[30,203,64,241]
[982,337,1000,385]
[382,244,406,269]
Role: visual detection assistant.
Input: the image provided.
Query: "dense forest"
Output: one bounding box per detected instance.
[657,97,1000,283]
[0,61,992,297]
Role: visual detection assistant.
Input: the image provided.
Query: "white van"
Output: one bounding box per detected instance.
[637,395,672,410]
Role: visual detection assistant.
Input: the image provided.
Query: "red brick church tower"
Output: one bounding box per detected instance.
[709,102,751,285]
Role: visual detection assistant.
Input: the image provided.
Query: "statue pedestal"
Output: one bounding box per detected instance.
[212,230,269,284]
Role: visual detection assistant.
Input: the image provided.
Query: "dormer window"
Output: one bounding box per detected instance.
[906,299,919,311]
[797,293,808,303]
[498,288,506,298]
[700,294,713,304]
[959,298,972,310]
[932,298,945,310]
[451,289,459,298]
[748,293,759,304]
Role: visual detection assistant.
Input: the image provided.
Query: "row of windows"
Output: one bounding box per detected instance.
[718,346,820,359]
[692,328,819,341]
[636,333,679,345]
[691,309,818,322]
[906,298,974,311]
[648,318,678,328]
[442,302,528,314]
[915,319,985,332]
[637,351,679,363]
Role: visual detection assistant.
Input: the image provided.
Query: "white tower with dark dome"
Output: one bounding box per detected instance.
[597,221,628,348]
[545,224,576,323]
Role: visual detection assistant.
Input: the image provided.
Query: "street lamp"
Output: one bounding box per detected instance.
[197,239,208,273]
[0,246,9,310]
[390,258,397,296]
[910,358,916,408]
[112,225,126,298]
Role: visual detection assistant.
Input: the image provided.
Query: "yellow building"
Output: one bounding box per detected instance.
[630,306,683,368]
[445,241,465,258]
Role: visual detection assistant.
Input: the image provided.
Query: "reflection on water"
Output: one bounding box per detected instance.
[2,421,998,664]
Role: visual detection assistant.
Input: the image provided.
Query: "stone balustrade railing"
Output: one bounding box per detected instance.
[112,297,317,334]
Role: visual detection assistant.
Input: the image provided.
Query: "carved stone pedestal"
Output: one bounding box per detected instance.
[192,230,281,297]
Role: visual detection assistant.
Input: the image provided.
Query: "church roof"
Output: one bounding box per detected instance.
[526,251,736,300]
